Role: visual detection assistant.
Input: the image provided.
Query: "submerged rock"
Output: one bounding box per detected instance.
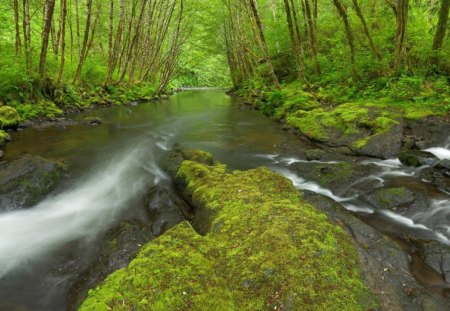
[82,117,103,126]
[0,155,65,211]
[80,151,371,310]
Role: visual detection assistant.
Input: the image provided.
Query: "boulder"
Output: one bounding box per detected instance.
[81,117,102,126]
[67,185,188,310]
[0,130,10,147]
[80,152,373,310]
[399,150,438,167]
[303,192,450,309]
[0,106,20,130]
[0,156,65,211]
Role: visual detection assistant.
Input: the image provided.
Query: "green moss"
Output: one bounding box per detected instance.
[313,162,353,187]
[0,130,9,147]
[80,156,371,310]
[0,106,20,129]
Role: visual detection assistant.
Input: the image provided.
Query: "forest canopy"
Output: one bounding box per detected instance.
[0,0,449,116]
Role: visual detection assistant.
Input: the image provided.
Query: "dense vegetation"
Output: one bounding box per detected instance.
[0,0,230,122]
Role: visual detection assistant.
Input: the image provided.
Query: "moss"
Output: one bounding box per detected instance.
[313,162,353,188]
[373,187,413,210]
[80,156,371,310]
[0,106,20,129]
[0,130,10,147]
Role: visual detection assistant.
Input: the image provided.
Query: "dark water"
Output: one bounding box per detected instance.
[0,90,449,310]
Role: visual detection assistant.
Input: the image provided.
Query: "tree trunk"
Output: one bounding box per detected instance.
[73,0,93,83]
[333,0,359,79]
[39,0,56,77]
[22,0,32,74]
[14,0,21,55]
[57,0,67,82]
[248,0,280,88]
[283,0,304,78]
[352,0,382,60]
[432,0,450,50]
[393,0,408,71]
[304,0,320,74]
[105,0,125,84]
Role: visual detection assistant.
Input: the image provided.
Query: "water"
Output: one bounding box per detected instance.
[1,90,450,309]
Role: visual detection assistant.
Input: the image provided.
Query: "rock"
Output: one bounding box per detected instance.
[0,156,65,211]
[305,148,325,160]
[414,240,450,285]
[81,117,102,126]
[357,123,404,159]
[0,106,20,130]
[407,118,450,149]
[128,101,138,106]
[303,192,450,309]
[0,150,3,159]
[67,185,188,310]
[437,159,450,171]
[0,130,10,147]
[80,152,373,310]
[399,150,438,167]
[361,187,415,211]
[419,168,450,193]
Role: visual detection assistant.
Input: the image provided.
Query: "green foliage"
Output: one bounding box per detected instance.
[0,106,20,129]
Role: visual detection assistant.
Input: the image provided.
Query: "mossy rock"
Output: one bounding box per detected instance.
[0,106,20,130]
[80,155,371,310]
[371,187,415,210]
[0,130,10,147]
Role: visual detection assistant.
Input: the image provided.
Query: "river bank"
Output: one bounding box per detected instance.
[0,90,449,310]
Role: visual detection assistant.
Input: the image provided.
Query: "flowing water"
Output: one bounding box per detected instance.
[1,90,449,310]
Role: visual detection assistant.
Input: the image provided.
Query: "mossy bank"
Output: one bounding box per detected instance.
[80,151,372,310]
[237,80,450,159]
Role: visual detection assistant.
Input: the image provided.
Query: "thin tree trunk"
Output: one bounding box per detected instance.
[39,0,56,77]
[75,0,81,57]
[352,0,382,60]
[248,0,280,88]
[57,0,67,82]
[23,0,32,74]
[393,0,408,71]
[432,0,450,50]
[73,0,93,83]
[333,0,359,79]
[14,0,21,55]
[283,0,304,78]
[105,0,126,84]
[304,0,320,74]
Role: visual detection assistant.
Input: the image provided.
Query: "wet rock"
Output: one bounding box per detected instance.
[81,117,102,126]
[0,156,66,211]
[67,185,188,310]
[419,168,450,194]
[399,150,438,167]
[357,123,404,159]
[127,101,138,106]
[305,148,325,161]
[144,185,192,235]
[362,187,415,211]
[437,159,450,171]
[407,118,450,149]
[414,240,450,285]
[291,161,379,194]
[303,192,450,310]
[0,106,20,130]
[0,130,10,147]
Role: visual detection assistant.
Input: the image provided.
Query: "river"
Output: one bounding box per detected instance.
[0,90,449,310]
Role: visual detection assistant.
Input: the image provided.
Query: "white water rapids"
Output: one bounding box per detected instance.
[0,142,169,278]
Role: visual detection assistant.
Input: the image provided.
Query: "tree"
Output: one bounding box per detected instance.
[352,0,382,60]
[39,0,56,77]
[432,0,450,51]
[248,0,280,88]
[22,0,32,74]
[13,0,21,55]
[57,0,68,82]
[393,0,409,71]
[73,0,93,83]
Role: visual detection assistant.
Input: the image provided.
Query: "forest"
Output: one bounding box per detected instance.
[1,1,450,310]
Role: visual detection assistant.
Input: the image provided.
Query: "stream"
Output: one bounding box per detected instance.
[0,90,449,310]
